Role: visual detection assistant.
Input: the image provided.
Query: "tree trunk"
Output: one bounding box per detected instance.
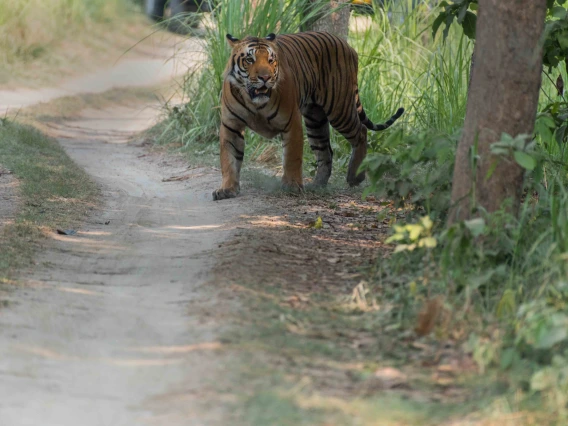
[306,0,351,40]
[448,0,546,223]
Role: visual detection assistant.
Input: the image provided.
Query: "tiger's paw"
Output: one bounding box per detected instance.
[312,175,330,187]
[347,171,366,187]
[281,177,304,194]
[212,186,240,201]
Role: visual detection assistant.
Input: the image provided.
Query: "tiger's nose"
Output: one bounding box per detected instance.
[258,74,270,83]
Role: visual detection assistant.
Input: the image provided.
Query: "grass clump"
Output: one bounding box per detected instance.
[0,120,98,279]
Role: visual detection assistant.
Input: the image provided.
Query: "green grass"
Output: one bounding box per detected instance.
[0,120,98,280]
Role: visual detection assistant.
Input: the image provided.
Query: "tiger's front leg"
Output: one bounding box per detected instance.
[212,120,246,201]
[281,112,304,191]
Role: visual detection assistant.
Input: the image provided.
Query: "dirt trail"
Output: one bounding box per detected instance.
[0,34,203,116]
[0,37,245,426]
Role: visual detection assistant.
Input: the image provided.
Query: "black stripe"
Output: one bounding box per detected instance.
[334,42,352,120]
[230,87,255,114]
[277,111,295,133]
[307,133,329,141]
[326,85,336,117]
[222,122,244,139]
[223,99,248,126]
[306,32,331,71]
[305,118,328,130]
[304,33,331,103]
[343,126,361,140]
[310,145,328,151]
[284,40,312,99]
[286,37,316,91]
[225,140,244,161]
[267,105,280,121]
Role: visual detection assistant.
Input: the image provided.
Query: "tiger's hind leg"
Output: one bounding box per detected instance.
[302,104,333,186]
[346,125,367,186]
[329,109,367,187]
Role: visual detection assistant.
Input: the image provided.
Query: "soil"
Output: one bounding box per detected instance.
[215,191,391,296]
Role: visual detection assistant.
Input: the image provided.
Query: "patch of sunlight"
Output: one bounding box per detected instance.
[245,215,302,228]
[52,234,126,251]
[163,224,222,230]
[16,345,186,366]
[15,344,72,361]
[57,287,103,297]
[79,230,113,236]
[104,358,184,367]
[127,341,222,354]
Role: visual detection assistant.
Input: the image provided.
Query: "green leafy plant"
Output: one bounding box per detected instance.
[432,0,477,41]
[361,129,457,216]
[543,1,568,70]
[386,215,437,252]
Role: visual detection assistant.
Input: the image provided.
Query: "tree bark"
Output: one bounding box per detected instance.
[306,0,351,40]
[448,0,546,223]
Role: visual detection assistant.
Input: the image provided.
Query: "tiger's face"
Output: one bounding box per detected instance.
[226,34,279,105]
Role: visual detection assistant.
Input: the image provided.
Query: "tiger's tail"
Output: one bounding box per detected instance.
[360,107,405,131]
[354,89,404,131]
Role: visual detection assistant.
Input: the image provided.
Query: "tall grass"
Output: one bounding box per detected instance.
[0,0,137,64]
[349,1,471,147]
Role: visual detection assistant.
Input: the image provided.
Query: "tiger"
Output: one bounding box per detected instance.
[212,31,404,201]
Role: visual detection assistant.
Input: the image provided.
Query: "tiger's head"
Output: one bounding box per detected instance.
[225,33,279,105]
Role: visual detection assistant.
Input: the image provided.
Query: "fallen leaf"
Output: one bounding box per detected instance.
[313,217,323,229]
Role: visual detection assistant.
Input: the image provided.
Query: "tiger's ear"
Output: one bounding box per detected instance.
[226,34,240,47]
[266,33,276,41]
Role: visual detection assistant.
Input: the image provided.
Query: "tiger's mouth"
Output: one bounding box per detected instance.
[248,86,272,102]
